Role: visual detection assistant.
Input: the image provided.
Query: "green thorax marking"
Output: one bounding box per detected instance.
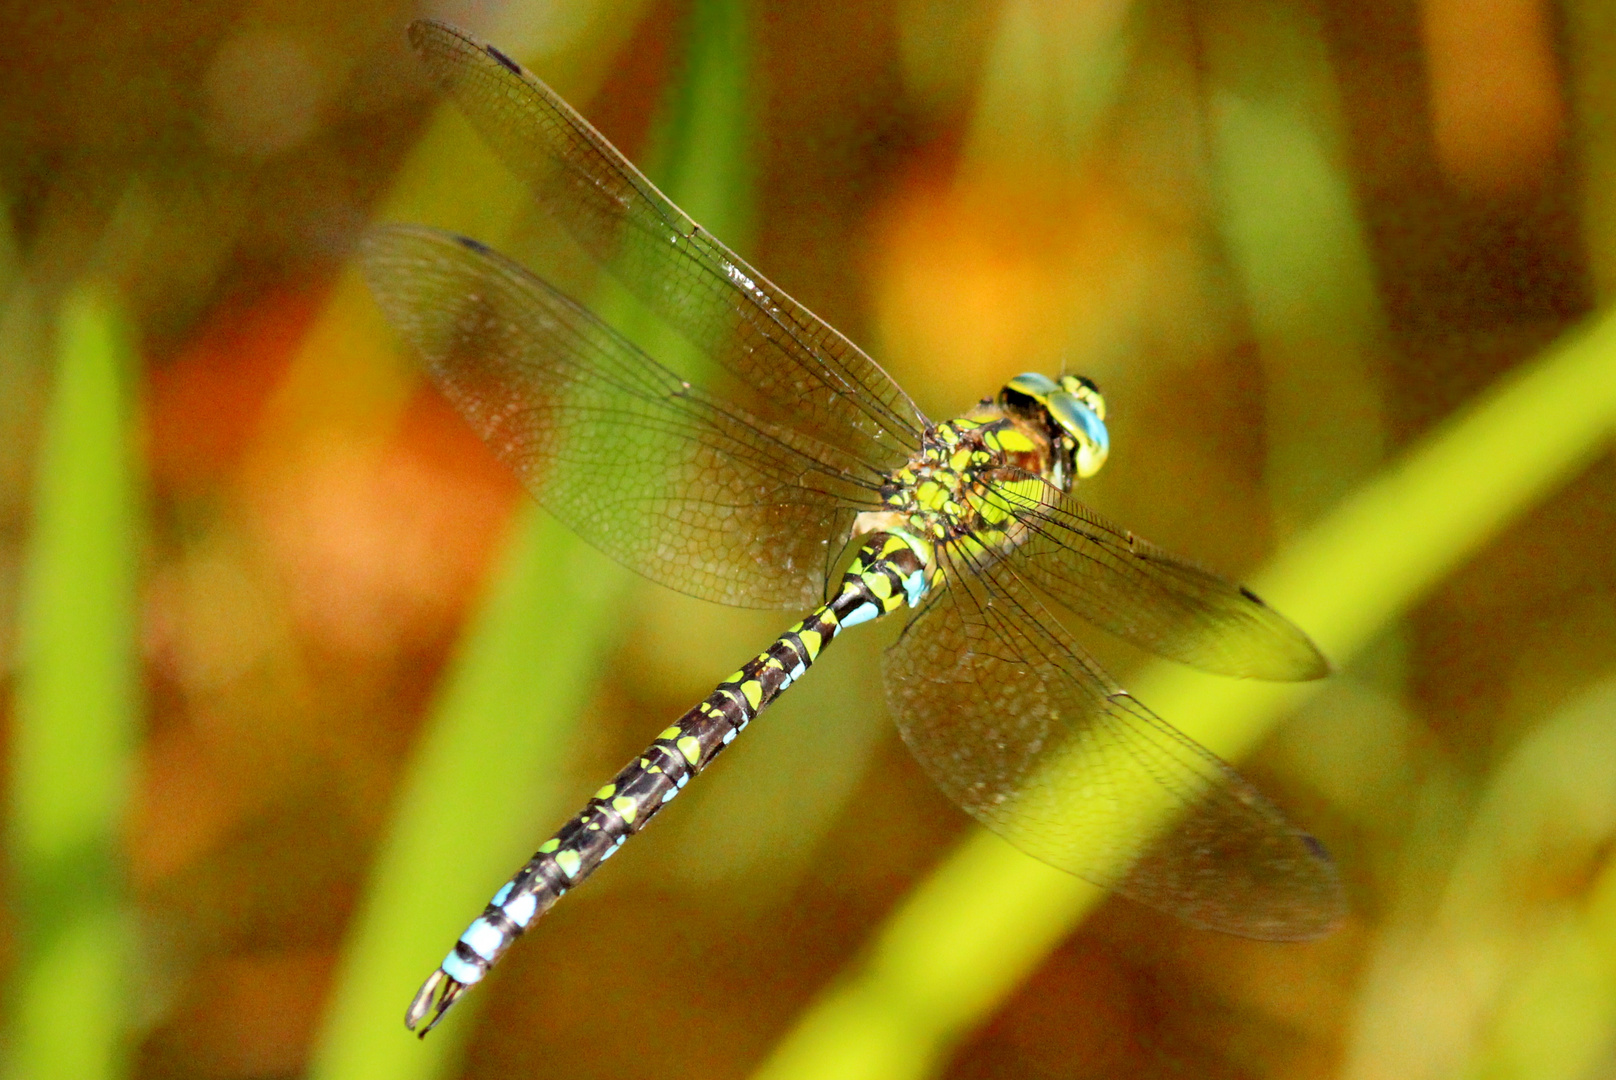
[871,405,1060,551]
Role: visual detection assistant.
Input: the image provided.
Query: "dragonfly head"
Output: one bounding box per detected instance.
[998,373,1110,486]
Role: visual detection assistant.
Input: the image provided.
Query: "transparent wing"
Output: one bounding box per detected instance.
[406,19,926,471]
[974,478,1329,681]
[362,224,883,609]
[884,540,1344,940]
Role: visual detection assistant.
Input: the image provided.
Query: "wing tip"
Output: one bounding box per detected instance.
[485,43,523,75]
[1235,585,1332,682]
[406,17,454,53]
[1256,831,1348,941]
[1171,830,1349,943]
[407,19,529,81]
[1292,637,1334,682]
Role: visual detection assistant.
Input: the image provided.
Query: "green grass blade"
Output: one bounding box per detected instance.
[1340,678,1616,1080]
[5,285,141,1080]
[603,0,753,386]
[268,1,653,441]
[310,1,753,1075]
[964,0,1131,172]
[1199,0,1389,521]
[751,304,1616,1080]
[307,510,623,1080]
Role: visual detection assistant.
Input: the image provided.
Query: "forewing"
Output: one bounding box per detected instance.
[362,224,879,609]
[406,19,925,470]
[884,541,1344,940]
[978,480,1328,681]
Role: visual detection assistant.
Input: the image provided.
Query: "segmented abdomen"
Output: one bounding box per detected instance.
[405,532,928,1033]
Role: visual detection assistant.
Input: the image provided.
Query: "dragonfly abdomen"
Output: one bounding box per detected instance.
[405,531,932,1034]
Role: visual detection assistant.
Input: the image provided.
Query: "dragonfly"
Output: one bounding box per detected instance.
[361,19,1345,1035]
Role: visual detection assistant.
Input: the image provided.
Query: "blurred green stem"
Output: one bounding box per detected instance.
[1566,0,1616,298]
[307,509,623,1080]
[5,286,140,1080]
[1462,830,1616,1080]
[752,305,1616,1080]
[309,1,754,1076]
[964,0,1132,175]
[1344,679,1616,1080]
[1198,0,1388,526]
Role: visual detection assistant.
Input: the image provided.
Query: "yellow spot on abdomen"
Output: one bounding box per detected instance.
[612,796,638,824]
[799,629,823,658]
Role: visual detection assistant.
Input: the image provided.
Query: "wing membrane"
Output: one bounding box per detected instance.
[884,540,1344,940]
[406,19,925,471]
[975,479,1329,680]
[362,224,881,609]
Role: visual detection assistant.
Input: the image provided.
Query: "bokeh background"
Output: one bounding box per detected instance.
[5,0,1616,1078]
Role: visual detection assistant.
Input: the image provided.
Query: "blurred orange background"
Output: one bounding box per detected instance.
[4,2,1616,1080]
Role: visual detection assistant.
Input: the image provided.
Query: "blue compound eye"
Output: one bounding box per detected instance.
[1057,374,1106,422]
[1047,391,1110,478]
[1002,372,1059,399]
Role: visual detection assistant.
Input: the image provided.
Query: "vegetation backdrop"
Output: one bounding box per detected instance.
[3,1,1616,1079]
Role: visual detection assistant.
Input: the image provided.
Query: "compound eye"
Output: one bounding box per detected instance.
[1047,391,1110,478]
[1058,374,1106,423]
[1001,372,1059,402]
[998,372,1059,417]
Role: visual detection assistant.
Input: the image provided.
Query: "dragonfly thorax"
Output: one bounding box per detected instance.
[851,374,1110,591]
[858,426,1032,547]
